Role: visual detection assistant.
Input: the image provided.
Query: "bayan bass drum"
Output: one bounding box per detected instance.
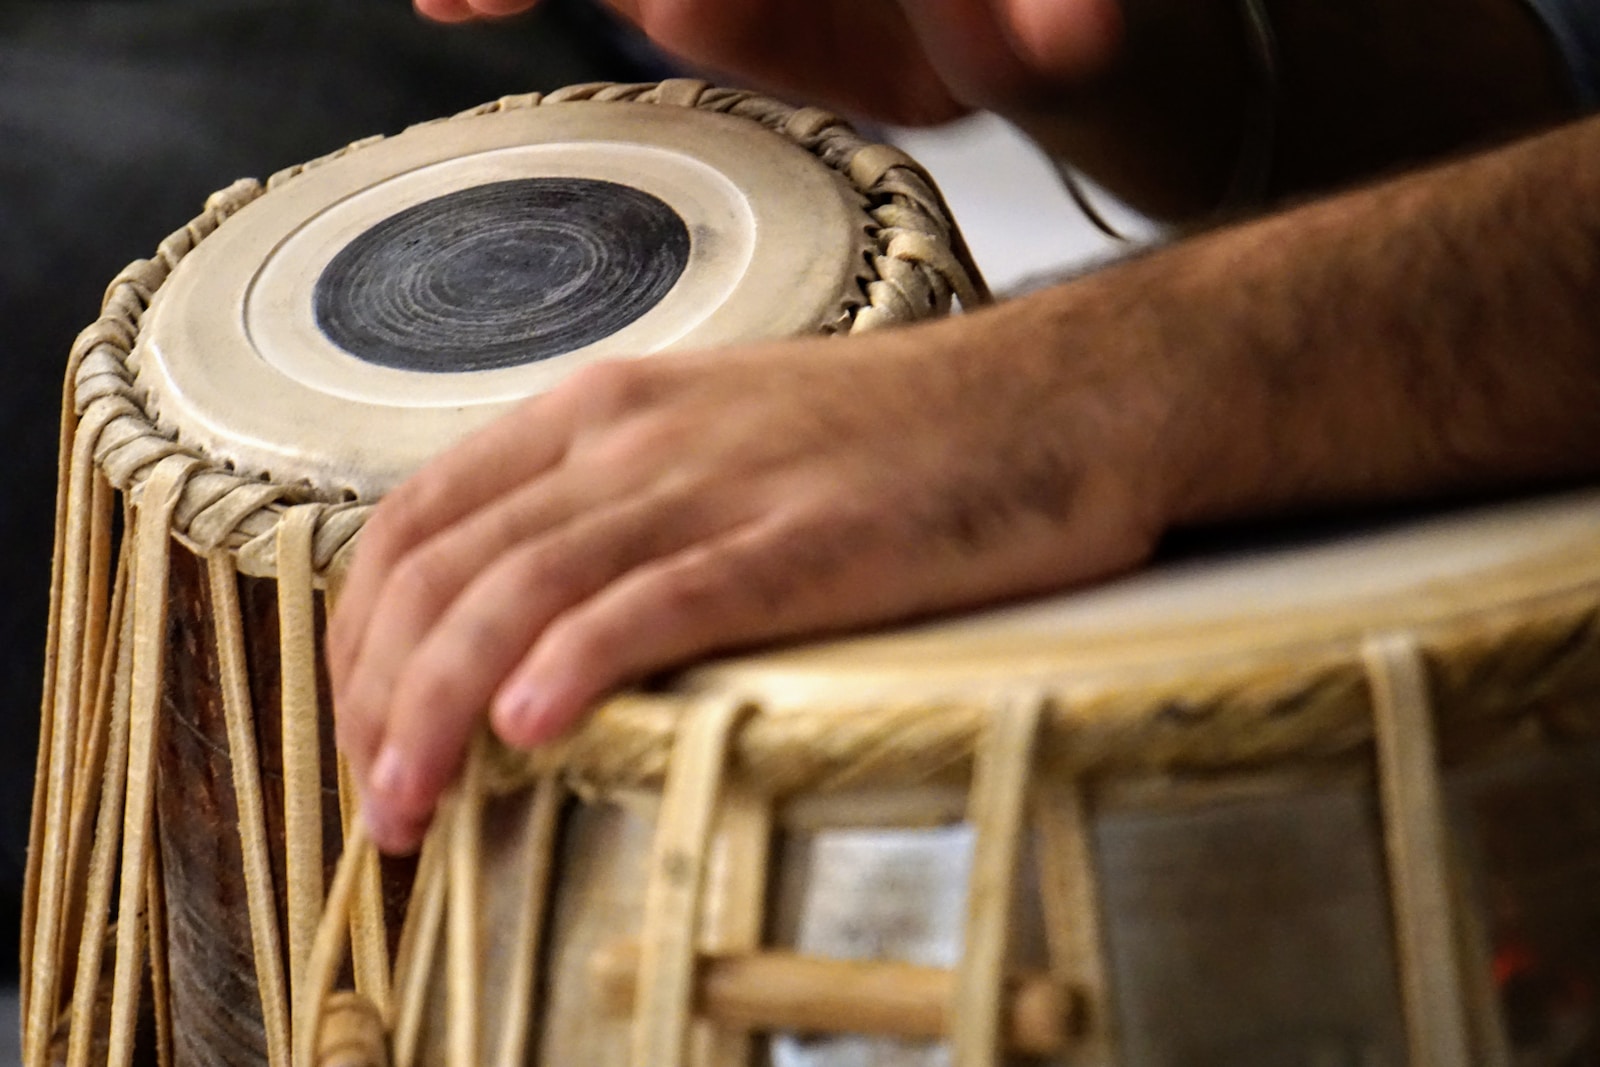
[332,493,1600,1067]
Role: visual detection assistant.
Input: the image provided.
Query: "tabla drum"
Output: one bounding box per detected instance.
[308,493,1600,1067]
[22,79,986,1067]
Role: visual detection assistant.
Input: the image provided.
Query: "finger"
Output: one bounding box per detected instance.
[331,360,676,681]
[892,0,1042,107]
[415,0,538,19]
[467,0,544,15]
[355,488,742,852]
[335,445,677,781]
[414,0,479,22]
[490,506,889,747]
[1000,0,1123,79]
[332,456,624,717]
[612,0,966,125]
[334,473,585,787]
[895,0,1121,110]
[327,393,573,684]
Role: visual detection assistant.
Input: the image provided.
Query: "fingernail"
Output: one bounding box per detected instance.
[370,744,407,802]
[361,798,421,856]
[492,682,543,746]
[360,799,396,852]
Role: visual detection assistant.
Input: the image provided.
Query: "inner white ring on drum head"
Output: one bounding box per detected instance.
[244,142,756,408]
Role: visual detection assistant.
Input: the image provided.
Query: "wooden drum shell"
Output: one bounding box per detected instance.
[157,552,420,1065]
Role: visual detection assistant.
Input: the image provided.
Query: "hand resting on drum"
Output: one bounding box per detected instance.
[329,311,1170,854]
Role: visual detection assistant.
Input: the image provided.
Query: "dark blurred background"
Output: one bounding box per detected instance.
[0,0,660,979]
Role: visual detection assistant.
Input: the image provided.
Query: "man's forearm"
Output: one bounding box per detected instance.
[1000,111,1600,523]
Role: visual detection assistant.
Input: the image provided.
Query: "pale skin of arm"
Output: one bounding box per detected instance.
[332,0,1593,853]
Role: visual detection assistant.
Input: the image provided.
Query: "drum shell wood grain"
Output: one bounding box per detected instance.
[155,548,412,1066]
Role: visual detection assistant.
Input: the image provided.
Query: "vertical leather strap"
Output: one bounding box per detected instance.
[210,551,292,1067]
[1365,633,1473,1066]
[489,775,565,1067]
[109,454,199,1067]
[1034,782,1113,1065]
[278,503,326,1045]
[64,552,135,1067]
[954,692,1046,1067]
[692,786,772,1067]
[446,745,487,1067]
[632,699,752,1067]
[335,756,393,1017]
[25,399,125,1065]
[391,829,449,1067]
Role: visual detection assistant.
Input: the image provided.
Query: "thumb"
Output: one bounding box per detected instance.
[1002,0,1123,79]
[895,0,1123,109]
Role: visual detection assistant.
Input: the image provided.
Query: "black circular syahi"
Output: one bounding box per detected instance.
[313,178,692,373]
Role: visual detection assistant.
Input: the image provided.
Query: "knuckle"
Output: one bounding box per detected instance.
[484,498,536,553]
[480,537,569,614]
[711,515,853,617]
[391,647,484,732]
[392,662,462,723]
[647,549,742,622]
[563,359,658,422]
[334,683,384,755]
[325,612,358,669]
[450,609,526,677]
[786,505,873,576]
[736,553,805,618]
[540,610,625,677]
[634,5,700,56]
[361,487,434,565]
[388,550,456,618]
[402,599,535,713]
[588,416,683,471]
[501,538,584,608]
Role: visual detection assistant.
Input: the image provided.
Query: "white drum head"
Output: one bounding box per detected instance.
[686,490,1600,709]
[133,98,877,498]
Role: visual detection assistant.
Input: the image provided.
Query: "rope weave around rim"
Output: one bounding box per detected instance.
[65,78,991,582]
